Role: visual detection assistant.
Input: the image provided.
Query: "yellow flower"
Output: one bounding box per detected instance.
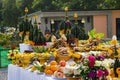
[42,52,50,58]
[53,51,57,57]
[92,47,95,51]
[35,53,41,57]
[72,53,81,59]
[102,47,108,51]
[117,48,120,54]
[85,47,90,51]
[29,41,35,46]
[108,49,113,55]
[12,60,16,64]
[15,53,21,58]
[29,53,34,58]
[116,68,120,75]
[111,40,118,45]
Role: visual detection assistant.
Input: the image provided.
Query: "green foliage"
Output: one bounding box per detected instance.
[32,0,62,11]
[0,0,2,20]
[88,29,104,39]
[32,0,120,11]
[2,0,20,27]
[0,33,12,47]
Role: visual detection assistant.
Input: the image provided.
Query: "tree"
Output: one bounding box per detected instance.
[31,0,120,11]
[0,0,2,24]
[100,0,116,9]
[16,0,34,15]
[32,0,63,11]
[113,0,120,9]
[2,0,20,27]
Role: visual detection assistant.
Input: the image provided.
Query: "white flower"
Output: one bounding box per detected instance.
[64,66,74,74]
[101,59,114,69]
[102,59,114,69]
[74,69,81,75]
[94,61,102,66]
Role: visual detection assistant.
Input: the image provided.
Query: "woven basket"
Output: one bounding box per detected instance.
[56,55,71,63]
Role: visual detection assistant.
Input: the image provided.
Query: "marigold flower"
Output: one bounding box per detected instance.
[111,40,117,45]
[116,68,120,75]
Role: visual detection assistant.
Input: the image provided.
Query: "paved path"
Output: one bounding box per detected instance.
[0,68,8,80]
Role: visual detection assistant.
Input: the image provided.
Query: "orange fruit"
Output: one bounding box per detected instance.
[45,70,53,75]
[50,65,58,72]
[50,61,57,65]
[45,65,51,70]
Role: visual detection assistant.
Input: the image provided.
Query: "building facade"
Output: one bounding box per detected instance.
[27,10,120,39]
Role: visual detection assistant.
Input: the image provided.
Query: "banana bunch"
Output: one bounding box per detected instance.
[33,61,46,72]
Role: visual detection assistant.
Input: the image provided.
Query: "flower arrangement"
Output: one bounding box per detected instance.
[13,53,34,68]
[7,46,20,60]
[78,54,110,80]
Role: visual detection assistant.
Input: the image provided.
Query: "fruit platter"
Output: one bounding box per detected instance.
[7,7,120,80]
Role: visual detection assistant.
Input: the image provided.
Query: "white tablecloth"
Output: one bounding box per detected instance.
[8,64,67,80]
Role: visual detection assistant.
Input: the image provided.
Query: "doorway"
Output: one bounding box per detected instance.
[116,18,120,40]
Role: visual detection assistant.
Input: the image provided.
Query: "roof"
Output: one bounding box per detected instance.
[40,8,120,12]
[25,8,120,18]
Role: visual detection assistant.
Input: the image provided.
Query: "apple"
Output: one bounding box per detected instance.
[59,60,66,67]
[56,71,64,78]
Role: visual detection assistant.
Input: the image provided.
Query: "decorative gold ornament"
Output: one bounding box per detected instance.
[81,18,85,23]
[64,7,68,12]
[74,13,78,18]
[51,19,54,24]
[24,7,28,13]
[33,15,38,19]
